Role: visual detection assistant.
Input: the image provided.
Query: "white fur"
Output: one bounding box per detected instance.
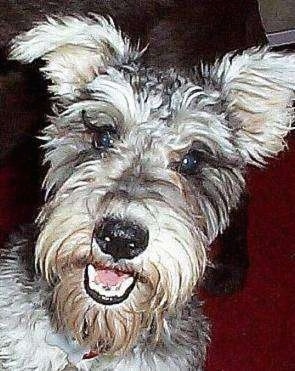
[209,47,295,165]
[3,14,295,371]
[10,15,139,97]
[0,237,205,370]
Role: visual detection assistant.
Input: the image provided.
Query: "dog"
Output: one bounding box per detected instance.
[0,14,294,370]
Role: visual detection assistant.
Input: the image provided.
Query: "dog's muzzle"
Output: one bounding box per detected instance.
[84,218,149,305]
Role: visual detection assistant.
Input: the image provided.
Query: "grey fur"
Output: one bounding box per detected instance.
[0,233,209,370]
[1,14,294,370]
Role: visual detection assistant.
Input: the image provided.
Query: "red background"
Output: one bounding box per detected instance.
[205,137,295,370]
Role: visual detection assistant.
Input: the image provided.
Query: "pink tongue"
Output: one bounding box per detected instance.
[95,269,130,287]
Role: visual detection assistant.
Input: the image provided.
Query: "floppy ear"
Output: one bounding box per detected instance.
[211,47,295,165]
[9,14,138,97]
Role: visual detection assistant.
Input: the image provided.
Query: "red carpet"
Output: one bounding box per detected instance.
[0,137,294,370]
[205,136,295,370]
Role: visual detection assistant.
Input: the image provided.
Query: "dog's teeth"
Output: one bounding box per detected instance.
[119,277,134,293]
[86,264,135,300]
[87,264,97,281]
[88,274,134,298]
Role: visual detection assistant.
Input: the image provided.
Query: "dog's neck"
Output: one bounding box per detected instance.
[46,330,99,366]
[0,227,207,370]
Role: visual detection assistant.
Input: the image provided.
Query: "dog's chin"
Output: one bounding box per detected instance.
[84,264,137,305]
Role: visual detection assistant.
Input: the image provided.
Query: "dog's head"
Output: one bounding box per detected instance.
[10,15,295,355]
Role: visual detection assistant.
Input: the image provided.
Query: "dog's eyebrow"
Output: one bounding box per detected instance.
[86,73,140,126]
[167,112,242,166]
[81,109,117,132]
[81,109,93,130]
[58,100,124,131]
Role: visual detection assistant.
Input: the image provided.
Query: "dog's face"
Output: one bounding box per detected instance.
[10,15,295,355]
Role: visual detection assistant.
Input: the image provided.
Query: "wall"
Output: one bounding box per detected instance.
[259,0,295,32]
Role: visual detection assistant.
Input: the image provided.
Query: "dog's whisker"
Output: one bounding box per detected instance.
[2,10,294,371]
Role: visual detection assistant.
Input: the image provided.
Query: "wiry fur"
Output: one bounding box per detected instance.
[1,14,295,370]
[0,231,208,370]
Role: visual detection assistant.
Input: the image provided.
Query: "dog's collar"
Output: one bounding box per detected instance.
[82,349,100,360]
[46,331,100,365]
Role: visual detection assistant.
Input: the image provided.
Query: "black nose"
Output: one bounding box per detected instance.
[94,218,149,260]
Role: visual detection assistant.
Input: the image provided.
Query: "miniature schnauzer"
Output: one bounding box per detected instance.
[0,14,294,370]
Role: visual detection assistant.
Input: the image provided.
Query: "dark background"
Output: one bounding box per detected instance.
[0,1,294,370]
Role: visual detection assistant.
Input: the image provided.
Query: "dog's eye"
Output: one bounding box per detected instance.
[178,150,200,175]
[92,126,117,149]
[82,110,118,149]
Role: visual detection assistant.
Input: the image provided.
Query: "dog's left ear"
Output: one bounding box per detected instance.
[9,15,138,97]
[211,47,295,165]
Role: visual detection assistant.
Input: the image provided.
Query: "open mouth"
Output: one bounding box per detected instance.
[84,264,137,305]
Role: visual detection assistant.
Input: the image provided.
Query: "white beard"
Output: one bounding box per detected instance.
[0,230,209,370]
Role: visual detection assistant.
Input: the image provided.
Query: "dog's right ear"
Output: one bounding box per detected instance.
[9,14,138,98]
